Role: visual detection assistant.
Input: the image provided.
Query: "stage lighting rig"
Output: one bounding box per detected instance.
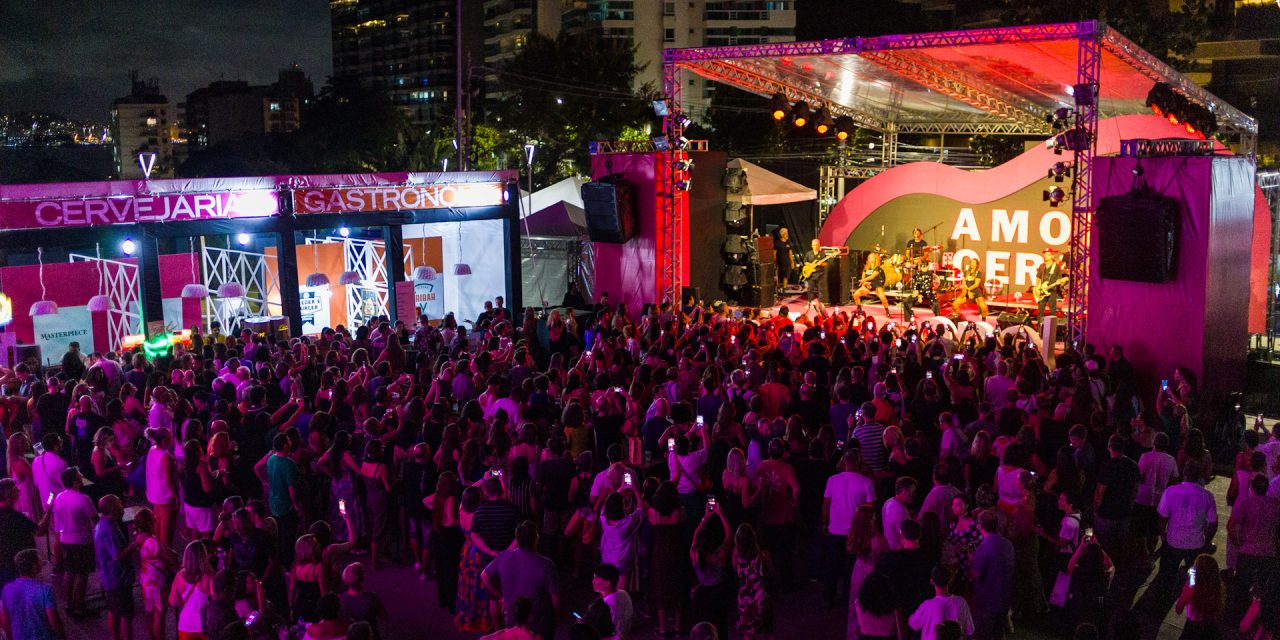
[1048,161,1073,182]
[1042,186,1066,206]
[790,101,812,128]
[768,93,789,121]
[814,109,835,135]
[833,116,855,142]
[1046,107,1074,130]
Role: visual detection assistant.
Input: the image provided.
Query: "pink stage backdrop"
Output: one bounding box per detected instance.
[589,154,659,312]
[1088,156,1254,413]
[0,253,201,353]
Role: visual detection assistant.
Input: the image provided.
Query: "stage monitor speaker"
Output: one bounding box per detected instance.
[582,179,636,243]
[1096,191,1179,282]
[1041,315,1059,367]
[997,310,1030,328]
[824,254,854,305]
[738,285,772,308]
[681,286,701,306]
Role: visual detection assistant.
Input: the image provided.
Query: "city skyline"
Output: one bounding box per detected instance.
[0,0,332,122]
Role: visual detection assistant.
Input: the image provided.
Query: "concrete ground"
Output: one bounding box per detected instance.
[53,473,1247,640]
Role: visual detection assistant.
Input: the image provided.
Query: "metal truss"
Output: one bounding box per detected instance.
[590,140,708,154]
[67,253,140,351]
[1066,25,1102,349]
[861,22,1090,52]
[860,50,1052,134]
[307,237,422,329]
[818,165,887,226]
[660,61,687,306]
[679,59,887,131]
[663,38,859,64]
[203,246,281,332]
[1101,26,1256,136]
[895,121,1039,135]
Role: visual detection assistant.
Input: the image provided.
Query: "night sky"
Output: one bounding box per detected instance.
[0,1,333,123]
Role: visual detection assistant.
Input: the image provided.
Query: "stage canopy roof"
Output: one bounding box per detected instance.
[665,21,1256,141]
[727,158,817,205]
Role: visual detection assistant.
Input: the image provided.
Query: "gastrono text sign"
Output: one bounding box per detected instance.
[292,182,507,215]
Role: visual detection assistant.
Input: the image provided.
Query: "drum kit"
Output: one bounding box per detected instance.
[867,244,958,295]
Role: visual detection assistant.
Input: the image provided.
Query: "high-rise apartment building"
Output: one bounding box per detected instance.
[483,0,563,67]
[111,73,172,179]
[181,66,313,149]
[330,0,483,125]
[550,1,798,119]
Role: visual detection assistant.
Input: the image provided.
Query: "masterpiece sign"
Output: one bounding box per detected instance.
[293,182,507,214]
[0,191,280,230]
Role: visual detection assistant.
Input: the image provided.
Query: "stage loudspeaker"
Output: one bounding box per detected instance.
[723,235,750,264]
[997,310,1030,328]
[723,168,746,193]
[722,266,748,289]
[724,202,747,227]
[582,179,636,243]
[755,235,775,264]
[681,286,700,305]
[825,254,854,305]
[739,285,772,308]
[1041,315,1059,367]
[1096,191,1179,282]
[749,262,777,291]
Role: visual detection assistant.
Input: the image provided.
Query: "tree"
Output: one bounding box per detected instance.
[485,32,654,187]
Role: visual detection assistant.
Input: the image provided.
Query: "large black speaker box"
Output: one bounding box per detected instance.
[1096,191,1179,282]
[825,254,854,305]
[582,179,636,243]
[749,262,777,291]
[739,285,772,308]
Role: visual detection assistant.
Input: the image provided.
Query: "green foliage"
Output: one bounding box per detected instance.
[968,135,1025,167]
[485,32,653,187]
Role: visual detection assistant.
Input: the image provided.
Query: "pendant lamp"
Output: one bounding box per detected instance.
[30,248,58,316]
[453,222,471,276]
[412,266,438,281]
[86,244,112,312]
[338,270,362,285]
[304,234,329,287]
[217,282,245,298]
[182,238,209,298]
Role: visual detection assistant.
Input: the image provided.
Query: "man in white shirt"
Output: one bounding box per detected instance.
[1157,460,1217,572]
[50,468,96,617]
[1136,432,1178,550]
[883,476,917,550]
[1258,423,1280,480]
[910,565,975,640]
[147,387,174,432]
[983,360,1015,411]
[592,564,633,639]
[822,447,877,607]
[31,434,68,508]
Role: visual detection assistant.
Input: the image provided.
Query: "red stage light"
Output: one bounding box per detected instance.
[1168,112,1180,125]
[836,130,849,141]
[1184,122,1196,135]
[1151,104,1163,117]
[794,115,807,127]
[772,109,786,121]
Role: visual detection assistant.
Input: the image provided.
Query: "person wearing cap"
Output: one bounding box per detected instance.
[1035,248,1067,320]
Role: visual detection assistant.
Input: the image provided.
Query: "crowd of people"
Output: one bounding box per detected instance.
[0,293,1275,640]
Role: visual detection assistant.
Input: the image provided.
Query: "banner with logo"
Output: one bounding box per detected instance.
[33,306,93,366]
[299,286,331,335]
[292,182,506,214]
[0,191,279,231]
[413,270,446,319]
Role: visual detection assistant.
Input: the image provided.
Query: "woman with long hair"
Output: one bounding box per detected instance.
[431,471,463,612]
[455,486,495,633]
[945,494,981,596]
[648,481,688,637]
[853,571,900,640]
[181,439,218,539]
[6,433,40,521]
[1065,535,1113,629]
[358,439,393,569]
[135,508,177,640]
[1176,554,1224,640]
[845,503,889,639]
[689,503,733,640]
[720,447,757,530]
[319,430,362,543]
[168,541,214,640]
[734,523,774,640]
[291,534,325,622]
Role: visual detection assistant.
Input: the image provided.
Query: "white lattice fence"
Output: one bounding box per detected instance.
[202,246,280,332]
[67,253,141,352]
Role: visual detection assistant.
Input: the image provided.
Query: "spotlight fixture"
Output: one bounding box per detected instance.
[338,226,351,238]
[121,237,136,256]
[236,232,250,246]
[1046,107,1074,129]
[652,99,670,117]
[675,136,690,150]
[790,101,812,128]
[1042,187,1066,206]
[674,159,693,172]
[674,112,692,129]
[675,179,691,192]
[833,116,855,142]
[651,136,671,151]
[1048,161,1073,182]
[767,93,789,121]
[814,109,835,135]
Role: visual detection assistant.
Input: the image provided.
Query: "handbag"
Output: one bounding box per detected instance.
[1049,570,1071,608]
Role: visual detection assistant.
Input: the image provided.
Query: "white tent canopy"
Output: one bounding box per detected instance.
[728,158,817,206]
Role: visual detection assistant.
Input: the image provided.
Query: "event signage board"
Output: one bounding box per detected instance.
[292,182,507,214]
[33,306,92,366]
[0,191,280,231]
[412,271,446,319]
[299,286,331,335]
[842,179,1069,288]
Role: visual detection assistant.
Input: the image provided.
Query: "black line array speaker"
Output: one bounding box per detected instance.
[582,179,636,243]
[1096,191,1179,282]
[741,285,772,308]
[825,255,854,305]
[750,262,777,290]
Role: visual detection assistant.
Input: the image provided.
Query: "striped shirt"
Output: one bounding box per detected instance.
[852,422,889,471]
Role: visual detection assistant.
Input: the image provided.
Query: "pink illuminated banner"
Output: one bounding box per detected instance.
[293,182,507,214]
[0,190,280,230]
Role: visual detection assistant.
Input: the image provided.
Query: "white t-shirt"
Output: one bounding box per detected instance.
[882,497,911,550]
[1057,513,1082,556]
[824,471,877,536]
[1156,482,1217,550]
[1137,450,1178,507]
[51,489,96,545]
[146,445,177,505]
[604,590,634,639]
[909,594,975,640]
[32,451,68,507]
[669,449,709,495]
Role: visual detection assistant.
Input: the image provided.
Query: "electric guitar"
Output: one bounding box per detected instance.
[1033,275,1069,302]
[800,254,835,280]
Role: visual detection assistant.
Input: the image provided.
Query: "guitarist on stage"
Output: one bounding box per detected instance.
[802,238,828,315]
[1035,248,1068,319]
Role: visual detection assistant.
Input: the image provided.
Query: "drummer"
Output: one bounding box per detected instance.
[852,252,893,317]
[906,227,930,262]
